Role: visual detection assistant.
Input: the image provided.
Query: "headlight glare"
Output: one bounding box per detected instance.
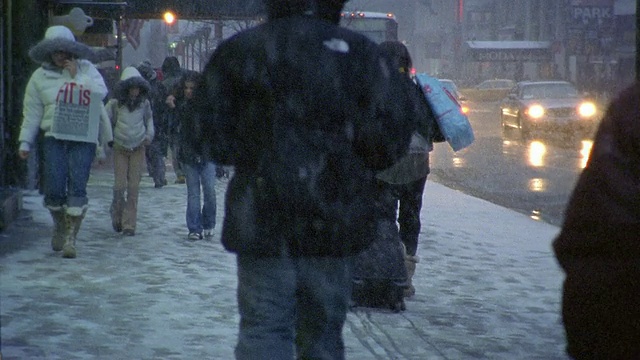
[578,102,597,117]
[527,104,545,119]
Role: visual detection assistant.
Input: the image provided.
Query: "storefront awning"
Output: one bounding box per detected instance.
[465,41,552,62]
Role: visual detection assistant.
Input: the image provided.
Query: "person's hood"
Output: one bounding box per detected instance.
[264,0,348,24]
[378,41,413,75]
[161,56,182,76]
[28,25,95,64]
[114,66,150,98]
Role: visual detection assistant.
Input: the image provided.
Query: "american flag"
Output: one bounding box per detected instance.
[121,19,146,50]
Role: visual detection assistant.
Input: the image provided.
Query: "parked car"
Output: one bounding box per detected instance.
[439,79,469,114]
[461,79,515,101]
[499,81,599,138]
[477,79,515,90]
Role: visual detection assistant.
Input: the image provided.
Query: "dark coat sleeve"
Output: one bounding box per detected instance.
[195,46,244,167]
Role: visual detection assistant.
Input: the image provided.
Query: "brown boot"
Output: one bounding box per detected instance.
[62,206,87,259]
[47,206,66,252]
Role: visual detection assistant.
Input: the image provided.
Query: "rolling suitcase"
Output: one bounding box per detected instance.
[351,219,408,312]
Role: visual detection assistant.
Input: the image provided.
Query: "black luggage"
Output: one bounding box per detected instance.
[351,220,408,312]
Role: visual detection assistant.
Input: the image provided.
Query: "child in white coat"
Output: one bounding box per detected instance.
[105,67,154,236]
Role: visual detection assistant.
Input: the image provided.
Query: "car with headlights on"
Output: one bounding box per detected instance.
[499,81,599,138]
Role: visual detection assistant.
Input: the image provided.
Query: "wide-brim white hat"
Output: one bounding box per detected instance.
[29,25,95,64]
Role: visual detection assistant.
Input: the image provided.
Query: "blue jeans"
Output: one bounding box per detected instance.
[235,253,353,360]
[183,162,216,233]
[41,136,96,208]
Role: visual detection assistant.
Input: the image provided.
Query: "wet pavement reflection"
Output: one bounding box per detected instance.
[429,101,597,226]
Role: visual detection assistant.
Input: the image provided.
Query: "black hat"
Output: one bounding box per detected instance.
[264,0,349,23]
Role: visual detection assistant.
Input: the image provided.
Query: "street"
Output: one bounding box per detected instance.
[430,100,595,226]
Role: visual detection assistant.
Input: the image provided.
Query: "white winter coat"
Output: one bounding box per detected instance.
[105,98,154,151]
[18,60,111,152]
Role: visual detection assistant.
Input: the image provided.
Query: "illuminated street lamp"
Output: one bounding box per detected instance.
[163,10,179,34]
[163,11,176,25]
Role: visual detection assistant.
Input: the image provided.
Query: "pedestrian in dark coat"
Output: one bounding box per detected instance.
[160,56,183,93]
[137,60,169,188]
[195,0,419,357]
[161,56,186,184]
[175,71,218,240]
[553,82,640,359]
[376,40,438,298]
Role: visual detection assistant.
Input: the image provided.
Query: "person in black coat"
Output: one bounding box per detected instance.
[195,0,420,357]
[161,56,186,184]
[174,71,218,240]
[553,82,640,359]
[137,60,169,188]
[376,41,438,298]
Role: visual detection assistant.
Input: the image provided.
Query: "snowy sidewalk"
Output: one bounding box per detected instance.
[0,168,569,359]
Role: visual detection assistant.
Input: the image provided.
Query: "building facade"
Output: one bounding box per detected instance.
[347,0,635,92]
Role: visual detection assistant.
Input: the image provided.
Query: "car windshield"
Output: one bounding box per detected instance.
[520,83,579,99]
[478,80,513,89]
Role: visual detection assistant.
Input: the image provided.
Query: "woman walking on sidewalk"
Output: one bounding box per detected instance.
[175,71,217,240]
[18,25,110,258]
[105,67,154,236]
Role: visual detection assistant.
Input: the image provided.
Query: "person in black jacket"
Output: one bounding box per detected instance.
[161,56,186,184]
[553,82,640,359]
[137,60,169,188]
[376,41,437,298]
[174,71,217,240]
[195,0,421,357]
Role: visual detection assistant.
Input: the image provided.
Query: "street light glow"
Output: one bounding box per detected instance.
[163,11,176,24]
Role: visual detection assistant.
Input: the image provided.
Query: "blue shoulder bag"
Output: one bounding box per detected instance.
[414,73,475,151]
